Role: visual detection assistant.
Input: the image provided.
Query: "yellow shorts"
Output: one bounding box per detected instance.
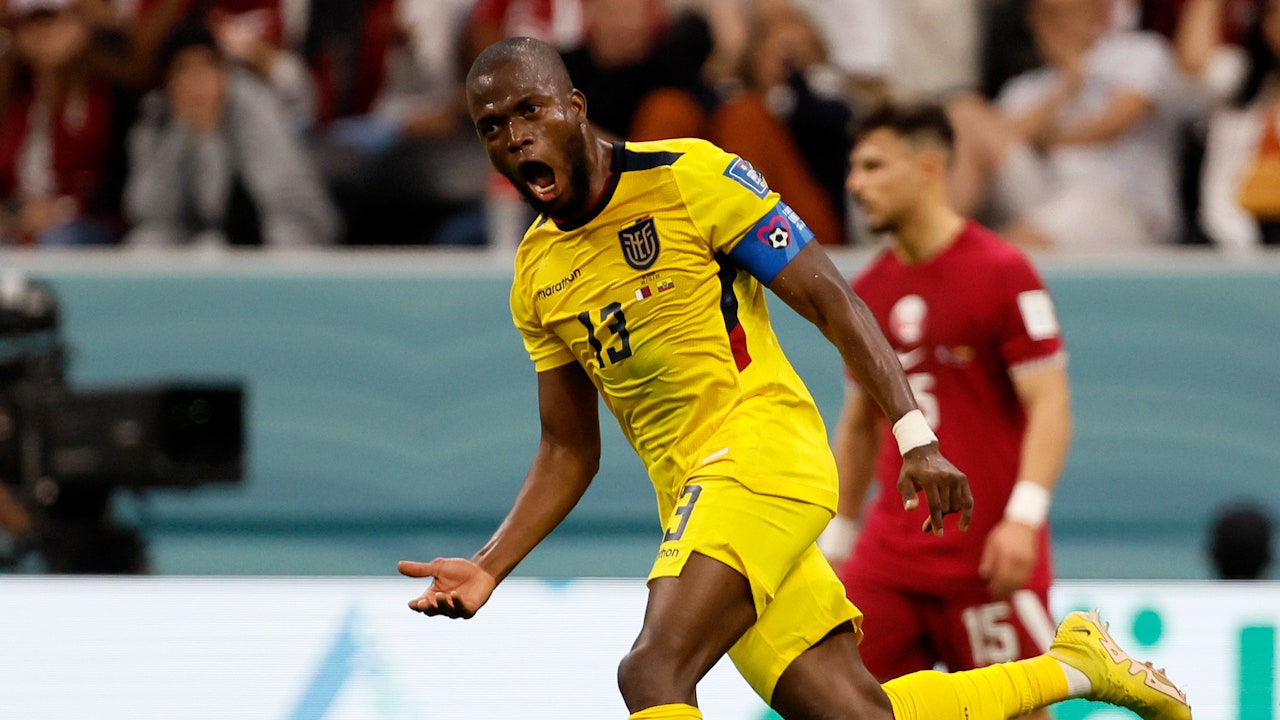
[648,476,864,703]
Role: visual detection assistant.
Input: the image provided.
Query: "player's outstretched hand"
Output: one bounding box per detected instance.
[398,557,497,619]
[897,445,972,537]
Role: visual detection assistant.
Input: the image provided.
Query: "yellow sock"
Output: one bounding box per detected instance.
[629,703,702,719]
[882,656,1070,719]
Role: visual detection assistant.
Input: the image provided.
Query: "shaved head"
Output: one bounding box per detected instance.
[467,37,574,100]
[465,36,602,220]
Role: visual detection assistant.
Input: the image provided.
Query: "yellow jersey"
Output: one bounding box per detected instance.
[510,138,837,521]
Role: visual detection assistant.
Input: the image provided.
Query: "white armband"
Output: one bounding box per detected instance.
[1004,480,1051,528]
[892,409,937,456]
[817,515,861,564]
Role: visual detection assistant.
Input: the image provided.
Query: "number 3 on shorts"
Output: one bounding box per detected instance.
[663,484,703,541]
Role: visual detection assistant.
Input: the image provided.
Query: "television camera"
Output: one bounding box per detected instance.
[0,270,244,573]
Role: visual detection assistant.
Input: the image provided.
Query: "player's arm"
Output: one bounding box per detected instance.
[1011,363,1072,502]
[768,242,972,536]
[399,360,601,618]
[979,361,1072,598]
[820,384,880,564]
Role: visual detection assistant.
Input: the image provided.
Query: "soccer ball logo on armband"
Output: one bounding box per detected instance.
[755,217,791,250]
[766,227,790,249]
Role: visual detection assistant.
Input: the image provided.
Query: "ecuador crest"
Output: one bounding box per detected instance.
[619,216,660,270]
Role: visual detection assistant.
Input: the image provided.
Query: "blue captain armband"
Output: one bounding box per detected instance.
[726,202,814,284]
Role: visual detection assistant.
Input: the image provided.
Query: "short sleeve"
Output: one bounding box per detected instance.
[510,280,576,372]
[995,255,1066,372]
[673,142,814,283]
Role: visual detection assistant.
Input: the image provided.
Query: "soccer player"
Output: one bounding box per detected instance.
[398,37,1192,720]
[822,103,1071,720]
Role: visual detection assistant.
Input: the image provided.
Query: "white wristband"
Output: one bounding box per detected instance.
[1004,480,1051,528]
[892,409,937,456]
[817,515,861,563]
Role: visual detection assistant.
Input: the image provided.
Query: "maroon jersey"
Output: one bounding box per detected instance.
[840,221,1064,596]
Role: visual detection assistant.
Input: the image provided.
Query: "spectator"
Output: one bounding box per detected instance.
[765,0,982,106]
[303,0,394,126]
[1199,0,1280,248]
[775,0,893,105]
[461,0,584,67]
[0,0,133,246]
[887,0,986,103]
[982,0,1042,100]
[102,0,292,91]
[627,6,719,141]
[558,0,671,139]
[123,20,340,247]
[948,0,1187,251]
[306,0,490,246]
[1128,0,1262,247]
[1150,0,1260,104]
[557,0,725,142]
[704,2,853,244]
[658,0,742,90]
[738,0,991,243]
[1208,502,1274,579]
[205,3,316,131]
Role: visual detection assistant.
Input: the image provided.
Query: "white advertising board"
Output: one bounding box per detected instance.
[0,578,1275,719]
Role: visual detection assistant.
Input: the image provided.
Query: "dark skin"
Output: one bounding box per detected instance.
[399,37,972,718]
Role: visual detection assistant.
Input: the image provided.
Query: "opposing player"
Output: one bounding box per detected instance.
[822,102,1073,719]
[398,37,1192,720]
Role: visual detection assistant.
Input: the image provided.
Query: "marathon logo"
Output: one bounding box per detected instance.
[535,268,582,300]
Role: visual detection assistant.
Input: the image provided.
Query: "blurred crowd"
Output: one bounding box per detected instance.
[0,0,1275,251]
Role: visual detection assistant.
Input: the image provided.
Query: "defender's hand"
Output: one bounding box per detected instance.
[979,519,1038,599]
[896,445,972,536]
[398,557,497,619]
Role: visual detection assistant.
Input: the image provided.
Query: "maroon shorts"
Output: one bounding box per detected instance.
[844,574,1055,680]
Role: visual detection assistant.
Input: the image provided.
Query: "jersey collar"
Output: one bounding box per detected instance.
[553,141,626,232]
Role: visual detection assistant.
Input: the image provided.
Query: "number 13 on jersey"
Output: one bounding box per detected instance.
[577,302,633,367]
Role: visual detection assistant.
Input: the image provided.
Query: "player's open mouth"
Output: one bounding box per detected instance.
[519,161,559,202]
